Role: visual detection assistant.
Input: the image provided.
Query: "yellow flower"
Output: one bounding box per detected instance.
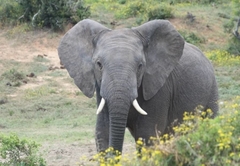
[163,134,169,139]
[226,159,231,164]
[136,139,143,146]
[229,152,235,157]
[201,111,206,116]
[155,160,159,165]
[141,147,147,153]
[142,156,147,161]
[217,143,224,150]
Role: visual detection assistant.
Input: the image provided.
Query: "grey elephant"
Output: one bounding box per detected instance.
[58,19,218,153]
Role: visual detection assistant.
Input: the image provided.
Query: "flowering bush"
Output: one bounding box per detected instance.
[88,96,240,165]
[93,147,122,166]
[205,50,240,66]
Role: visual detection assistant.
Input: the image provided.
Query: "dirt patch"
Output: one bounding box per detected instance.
[42,141,135,166]
[42,142,96,166]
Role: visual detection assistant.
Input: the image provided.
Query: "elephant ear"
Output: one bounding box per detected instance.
[133,20,185,100]
[58,19,109,98]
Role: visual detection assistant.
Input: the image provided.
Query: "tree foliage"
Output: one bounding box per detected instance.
[0,0,91,30]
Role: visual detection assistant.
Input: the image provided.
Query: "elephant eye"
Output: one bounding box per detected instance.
[138,63,143,71]
[96,61,103,71]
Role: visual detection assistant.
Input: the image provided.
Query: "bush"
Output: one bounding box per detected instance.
[1,68,26,87]
[206,50,240,65]
[147,3,174,20]
[118,0,126,4]
[86,97,240,165]
[223,20,234,33]
[179,30,205,46]
[17,0,40,22]
[0,0,91,30]
[119,1,147,18]
[223,0,240,55]
[115,0,173,24]
[25,0,91,30]
[0,0,23,26]
[0,133,46,166]
[166,105,240,165]
[227,36,240,56]
[171,0,226,4]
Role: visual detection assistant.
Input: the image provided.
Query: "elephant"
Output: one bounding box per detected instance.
[58,19,218,153]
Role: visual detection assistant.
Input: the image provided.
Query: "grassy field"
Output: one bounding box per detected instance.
[0,0,240,165]
[0,50,97,144]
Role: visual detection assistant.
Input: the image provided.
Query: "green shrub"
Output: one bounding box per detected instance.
[115,0,173,24]
[2,69,25,82]
[147,3,174,20]
[171,0,226,4]
[223,20,234,33]
[0,133,46,166]
[27,0,91,30]
[0,0,23,26]
[17,0,40,22]
[223,0,240,55]
[227,36,240,56]
[118,0,126,4]
[231,0,240,17]
[121,1,147,18]
[179,30,205,46]
[0,0,91,30]
[1,68,26,87]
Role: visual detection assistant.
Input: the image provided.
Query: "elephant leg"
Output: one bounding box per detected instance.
[95,84,109,152]
[95,110,109,152]
[129,84,171,146]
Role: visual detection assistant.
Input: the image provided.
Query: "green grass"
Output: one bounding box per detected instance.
[0,88,96,143]
[0,55,97,145]
[216,66,240,101]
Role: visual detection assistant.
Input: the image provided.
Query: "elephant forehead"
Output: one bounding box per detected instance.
[97,29,142,48]
[96,47,140,61]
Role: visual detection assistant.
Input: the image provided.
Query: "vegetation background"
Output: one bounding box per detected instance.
[0,0,240,165]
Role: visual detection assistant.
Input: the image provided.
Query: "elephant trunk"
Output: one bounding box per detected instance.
[99,67,145,152]
[108,98,130,152]
[103,74,133,152]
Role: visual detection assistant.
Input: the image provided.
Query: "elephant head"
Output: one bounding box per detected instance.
[58,19,184,152]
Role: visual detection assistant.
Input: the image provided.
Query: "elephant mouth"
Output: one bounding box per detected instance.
[96,98,147,115]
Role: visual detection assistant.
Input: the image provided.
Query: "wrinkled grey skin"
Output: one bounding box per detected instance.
[58,19,218,153]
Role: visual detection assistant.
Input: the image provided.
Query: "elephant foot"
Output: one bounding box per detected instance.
[94,147,121,164]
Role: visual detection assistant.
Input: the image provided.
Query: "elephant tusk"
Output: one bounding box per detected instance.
[133,99,147,115]
[96,98,106,114]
